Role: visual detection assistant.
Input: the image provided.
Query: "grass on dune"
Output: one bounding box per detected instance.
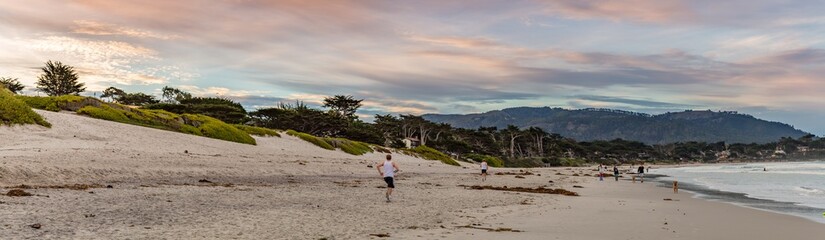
[16,95,86,112]
[18,95,255,145]
[285,130,375,155]
[286,130,335,150]
[463,153,504,167]
[233,124,281,137]
[402,145,460,166]
[0,89,51,127]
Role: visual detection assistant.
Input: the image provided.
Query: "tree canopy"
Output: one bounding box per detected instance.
[0,77,24,94]
[36,61,85,96]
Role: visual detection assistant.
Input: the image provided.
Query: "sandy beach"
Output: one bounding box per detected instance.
[2,110,824,240]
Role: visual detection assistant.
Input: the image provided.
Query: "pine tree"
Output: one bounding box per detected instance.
[35,61,85,96]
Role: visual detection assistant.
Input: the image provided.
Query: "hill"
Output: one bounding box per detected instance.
[423,107,809,144]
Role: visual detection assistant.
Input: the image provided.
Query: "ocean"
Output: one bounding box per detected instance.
[653,161,825,224]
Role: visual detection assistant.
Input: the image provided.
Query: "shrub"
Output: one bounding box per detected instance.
[17,95,256,145]
[285,130,376,155]
[286,130,334,150]
[16,95,85,112]
[180,114,256,145]
[464,153,504,167]
[404,146,460,166]
[0,89,51,127]
[77,105,130,123]
[233,125,281,137]
[325,138,374,155]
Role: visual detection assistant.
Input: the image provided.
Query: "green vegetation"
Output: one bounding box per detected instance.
[35,60,85,96]
[74,104,255,145]
[182,114,256,145]
[15,95,255,145]
[285,130,375,156]
[464,154,504,167]
[144,97,248,124]
[16,95,86,112]
[326,138,373,155]
[234,124,281,137]
[0,89,51,127]
[286,130,334,150]
[1,77,24,94]
[403,146,460,166]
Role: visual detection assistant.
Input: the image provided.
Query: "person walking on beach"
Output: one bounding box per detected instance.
[637,163,645,183]
[613,165,620,181]
[376,154,400,202]
[480,160,488,182]
[598,164,605,181]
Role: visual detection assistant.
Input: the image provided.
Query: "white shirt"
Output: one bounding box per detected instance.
[382,161,395,177]
[481,162,488,170]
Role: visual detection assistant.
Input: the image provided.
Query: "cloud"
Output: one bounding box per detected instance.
[71,20,179,39]
[545,0,693,23]
[406,35,504,49]
[572,95,700,109]
[541,0,825,28]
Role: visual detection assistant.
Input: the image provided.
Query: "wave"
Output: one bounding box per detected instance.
[794,186,825,196]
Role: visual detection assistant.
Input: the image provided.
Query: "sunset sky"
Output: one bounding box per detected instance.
[1,0,824,134]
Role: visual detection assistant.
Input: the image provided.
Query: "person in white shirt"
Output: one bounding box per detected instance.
[376,154,400,202]
[480,160,489,182]
[598,164,605,181]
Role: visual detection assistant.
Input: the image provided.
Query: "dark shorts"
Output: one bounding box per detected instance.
[384,177,395,188]
[481,169,487,174]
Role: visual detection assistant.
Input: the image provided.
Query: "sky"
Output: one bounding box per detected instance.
[1,0,824,135]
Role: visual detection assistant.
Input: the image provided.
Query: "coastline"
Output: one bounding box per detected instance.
[650,175,825,225]
[3,111,824,239]
[395,172,825,240]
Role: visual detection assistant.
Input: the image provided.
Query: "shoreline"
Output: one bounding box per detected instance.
[648,166,825,225]
[395,172,825,240]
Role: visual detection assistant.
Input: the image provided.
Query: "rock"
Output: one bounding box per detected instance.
[30,224,41,229]
[514,175,525,179]
[198,179,212,183]
[184,150,189,154]
[573,185,584,188]
[369,233,390,238]
[106,185,113,189]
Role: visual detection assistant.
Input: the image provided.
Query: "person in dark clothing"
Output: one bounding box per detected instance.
[637,164,645,183]
[613,166,620,181]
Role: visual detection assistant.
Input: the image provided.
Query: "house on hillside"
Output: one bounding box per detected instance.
[402,137,421,149]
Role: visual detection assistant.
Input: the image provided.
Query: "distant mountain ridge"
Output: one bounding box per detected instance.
[423,107,809,144]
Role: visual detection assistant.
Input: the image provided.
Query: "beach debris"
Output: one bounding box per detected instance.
[30,223,42,229]
[572,185,583,188]
[495,171,534,176]
[84,214,96,218]
[184,150,189,154]
[548,180,554,183]
[514,175,525,179]
[555,173,564,175]
[571,173,580,176]
[458,225,523,232]
[663,198,673,201]
[106,185,113,188]
[369,233,390,237]
[198,179,213,183]
[460,185,579,196]
[8,184,102,190]
[6,189,32,197]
